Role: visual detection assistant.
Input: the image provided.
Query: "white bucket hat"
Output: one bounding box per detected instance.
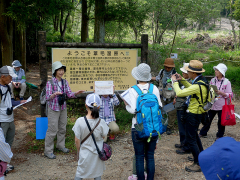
[86,93,101,108]
[213,63,227,76]
[131,63,152,81]
[12,60,22,67]
[180,63,189,73]
[52,61,66,74]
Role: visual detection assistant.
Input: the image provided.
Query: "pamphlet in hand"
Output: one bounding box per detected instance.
[162,102,175,113]
[95,81,113,95]
[211,85,219,95]
[13,96,32,109]
[117,89,131,107]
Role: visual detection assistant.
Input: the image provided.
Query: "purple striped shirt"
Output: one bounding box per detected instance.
[46,77,76,111]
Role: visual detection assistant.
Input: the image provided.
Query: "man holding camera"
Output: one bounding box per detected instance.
[0,66,26,173]
[171,60,207,173]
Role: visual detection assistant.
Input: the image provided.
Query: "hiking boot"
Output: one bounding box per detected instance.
[199,134,207,138]
[57,147,69,153]
[188,156,194,161]
[175,144,183,148]
[176,149,191,155]
[44,153,56,159]
[166,128,172,135]
[185,163,201,172]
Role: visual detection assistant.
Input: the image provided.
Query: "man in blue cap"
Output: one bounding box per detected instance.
[9,60,26,100]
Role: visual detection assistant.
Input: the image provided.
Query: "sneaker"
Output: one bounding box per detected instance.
[176,149,191,155]
[166,128,172,135]
[144,171,147,180]
[7,164,14,171]
[187,156,194,161]
[199,134,207,138]
[57,147,69,153]
[128,174,138,180]
[44,153,56,159]
[109,134,115,140]
[185,163,201,172]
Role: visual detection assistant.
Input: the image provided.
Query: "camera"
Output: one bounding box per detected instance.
[58,93,67,106]
[6,107,13,115]
[175,74,179,78]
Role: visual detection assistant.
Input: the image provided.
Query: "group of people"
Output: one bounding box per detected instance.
[0,57,233,180]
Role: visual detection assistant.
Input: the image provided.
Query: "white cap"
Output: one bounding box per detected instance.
[213,63,227,76]
[131,63,152,81]
[0,66,17,78]
[85,93,101,108]
[180,63,189,73]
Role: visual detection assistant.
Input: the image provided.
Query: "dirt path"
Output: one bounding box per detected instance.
[4,64,240,180]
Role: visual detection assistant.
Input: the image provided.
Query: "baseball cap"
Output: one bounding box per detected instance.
[0,66,17,78]
[85,93,101,108]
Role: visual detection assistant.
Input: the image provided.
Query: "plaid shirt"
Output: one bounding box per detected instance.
[46,77,76,111]
[99,94,120,125]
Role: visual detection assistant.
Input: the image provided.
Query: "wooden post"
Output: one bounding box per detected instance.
[38,31,48,117]
[141,34,148,64]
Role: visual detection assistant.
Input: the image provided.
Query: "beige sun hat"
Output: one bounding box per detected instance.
[180,63,189,73]
[185,60,205,73]
[163,58,175,67]
[131,63,152,81]
[52,61,66,74]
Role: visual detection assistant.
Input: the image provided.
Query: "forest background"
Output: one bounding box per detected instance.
[1,0,240,149]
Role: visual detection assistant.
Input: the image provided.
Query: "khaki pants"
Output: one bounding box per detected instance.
[1,121,15,147]
[161,98,177,129]
[9,82,27,98]
[44,107,67,154]
[103,121,119,142]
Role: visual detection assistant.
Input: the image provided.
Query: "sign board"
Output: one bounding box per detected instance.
[170,53,178,59]
[52,48,137,92]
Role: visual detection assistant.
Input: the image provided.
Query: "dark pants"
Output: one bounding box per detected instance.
[132,129,158,180]
[185,113,204,164]
[199,110,225,138]
[177,110,190,151]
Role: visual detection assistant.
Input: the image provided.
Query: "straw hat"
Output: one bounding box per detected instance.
[163,58,175,67]
[52,61,66,74]
[131,63,152,81]
[180,63,189,73]
[185,60,205,73]
[213,63,227,76]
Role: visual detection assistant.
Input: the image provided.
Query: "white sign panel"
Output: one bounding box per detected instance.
[95,81,113,95]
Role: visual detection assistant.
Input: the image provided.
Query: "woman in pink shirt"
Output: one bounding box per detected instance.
[199,63,233,139]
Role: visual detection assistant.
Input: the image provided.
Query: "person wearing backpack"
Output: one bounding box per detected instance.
[171,60,207,172]
[174,63,191,155]
[152,58,177,135]
[44,61,85,159]
[0,66,26,174]
[124,63,162,180]
[199,63,233,139]
[72,93,109,180]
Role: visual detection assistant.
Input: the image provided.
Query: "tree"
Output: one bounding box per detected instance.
[94,0,106,43]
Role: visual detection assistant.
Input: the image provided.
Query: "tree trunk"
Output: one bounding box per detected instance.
[53,15,59,32]
[94,0,105,43]
[81,0,88,42]
[170,24,178,55]
[14,28,26,71]
[0,0,13,65]
[229,0,237,48]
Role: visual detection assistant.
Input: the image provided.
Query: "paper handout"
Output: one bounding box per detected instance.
[13,96,32,109]
[117,89,131,107]
[95,81,113,95]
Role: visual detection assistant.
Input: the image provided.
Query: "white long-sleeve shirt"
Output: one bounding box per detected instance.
[125,83,162,128]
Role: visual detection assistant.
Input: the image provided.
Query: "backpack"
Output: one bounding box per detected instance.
[193,76,215,112]
[158,69,176,99]
[132,83,164,142]
[40,79,54,105]
[0,85,11,103]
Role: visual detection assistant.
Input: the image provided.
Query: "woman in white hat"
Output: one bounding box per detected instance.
[44,61,85,159]
[199,63,233,139]
[72,93,109,180]
[125,63,162,180]
[9,60,26,100]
